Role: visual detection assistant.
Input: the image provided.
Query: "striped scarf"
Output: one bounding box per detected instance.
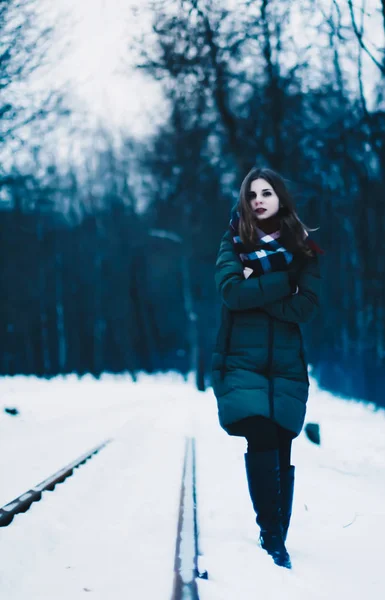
[229,209,294,277]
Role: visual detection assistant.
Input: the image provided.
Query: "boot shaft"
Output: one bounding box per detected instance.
[280,465,295,542]
[244,450,291,568]
[244,450,283,536]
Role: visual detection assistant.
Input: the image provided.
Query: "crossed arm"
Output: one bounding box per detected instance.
[215,231,292,311]
[262,256,321,323]
[215,231,321,323]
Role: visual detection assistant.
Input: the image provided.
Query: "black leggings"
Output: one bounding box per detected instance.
[231,416,295,470]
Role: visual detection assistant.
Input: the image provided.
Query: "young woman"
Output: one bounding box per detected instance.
[212,167,322,569]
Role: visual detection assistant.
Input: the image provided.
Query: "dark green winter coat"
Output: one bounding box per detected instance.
[211,230,321,437]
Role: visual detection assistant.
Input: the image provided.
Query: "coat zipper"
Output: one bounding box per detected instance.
[267,315,275,420]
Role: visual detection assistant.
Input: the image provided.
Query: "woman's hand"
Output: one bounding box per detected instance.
[245,265,298,293]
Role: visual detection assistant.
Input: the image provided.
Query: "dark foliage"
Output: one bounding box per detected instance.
[1,0,385,406]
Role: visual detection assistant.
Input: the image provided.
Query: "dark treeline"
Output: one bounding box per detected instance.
[0,208,189,378]
[0,136,193,379]
[1,0,385,405]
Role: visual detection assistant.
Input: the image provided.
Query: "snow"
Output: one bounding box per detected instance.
[0,372,384,599]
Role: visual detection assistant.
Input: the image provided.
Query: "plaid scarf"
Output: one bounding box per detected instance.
[229,209,294,277]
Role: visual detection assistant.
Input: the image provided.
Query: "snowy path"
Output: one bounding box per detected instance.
[0,374,385,599]
[0,375,143,506]
[0,375,191,599]
[193,380,385,599]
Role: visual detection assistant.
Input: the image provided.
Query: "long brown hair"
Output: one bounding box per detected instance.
[237,167,315,257]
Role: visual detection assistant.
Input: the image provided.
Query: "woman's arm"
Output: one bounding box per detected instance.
[215,231,292,311]
[262,255,321,324]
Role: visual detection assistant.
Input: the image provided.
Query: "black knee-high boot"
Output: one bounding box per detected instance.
[244,450,292,569]
[280,466,295,543]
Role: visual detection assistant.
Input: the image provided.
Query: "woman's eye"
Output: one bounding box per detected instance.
[248,192,256,199]
[263,191,272,197]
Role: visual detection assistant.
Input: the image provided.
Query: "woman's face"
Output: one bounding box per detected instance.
[248,178,280,221]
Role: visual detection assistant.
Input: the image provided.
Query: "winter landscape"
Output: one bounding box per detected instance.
[1,0,385,598]
[0,373,384,599]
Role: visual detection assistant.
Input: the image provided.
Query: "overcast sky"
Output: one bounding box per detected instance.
[50,0,162,136]
[35,0,385,140]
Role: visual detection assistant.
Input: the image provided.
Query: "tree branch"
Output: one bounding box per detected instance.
[347,0,385,75]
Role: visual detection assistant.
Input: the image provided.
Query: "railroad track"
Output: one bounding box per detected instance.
[0,439,112,527]
[171,437,208,600]
[0,434,209,597]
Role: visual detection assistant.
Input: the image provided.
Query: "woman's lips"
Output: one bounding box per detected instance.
[255,208,266,214]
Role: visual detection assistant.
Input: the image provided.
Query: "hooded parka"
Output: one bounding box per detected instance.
[211,230,321,437]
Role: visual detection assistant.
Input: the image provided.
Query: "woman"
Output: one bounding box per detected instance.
[212,167,322,569]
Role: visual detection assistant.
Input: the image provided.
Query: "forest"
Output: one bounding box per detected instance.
[1,0,385,405]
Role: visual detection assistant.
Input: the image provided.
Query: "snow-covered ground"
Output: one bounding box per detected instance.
[0,373,384,599]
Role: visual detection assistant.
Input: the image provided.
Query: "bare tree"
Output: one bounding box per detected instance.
[346,0,385,75]
[0,0,65,157]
